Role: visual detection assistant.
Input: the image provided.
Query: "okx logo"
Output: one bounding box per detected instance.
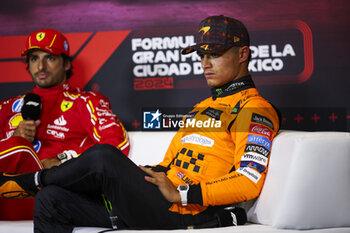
[143,109,162,129]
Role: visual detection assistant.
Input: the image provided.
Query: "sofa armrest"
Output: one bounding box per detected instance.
[248,131,350,230]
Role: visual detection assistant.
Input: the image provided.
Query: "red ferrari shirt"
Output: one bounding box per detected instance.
[0,82,129,160]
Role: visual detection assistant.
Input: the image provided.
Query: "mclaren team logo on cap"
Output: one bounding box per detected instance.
[200,44,209,50]
[36,32,46,42]
[199,26,210,35]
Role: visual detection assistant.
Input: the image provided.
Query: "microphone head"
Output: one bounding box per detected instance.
[21,93,41,120]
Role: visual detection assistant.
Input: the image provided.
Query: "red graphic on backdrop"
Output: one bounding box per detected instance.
[134,77,174,90]
[329,113,338,123]
[294,113,304,124]
[0,31,131,89]
[311,113,321,123]
[249,20,314,85]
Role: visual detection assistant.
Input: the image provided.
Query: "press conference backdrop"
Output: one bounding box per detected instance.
[0,0,349,132]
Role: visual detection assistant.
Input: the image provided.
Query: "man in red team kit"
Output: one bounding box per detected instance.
[0,29,129,218]
[0,28,129,171]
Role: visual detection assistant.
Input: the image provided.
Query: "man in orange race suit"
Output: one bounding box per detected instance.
[0,16,280,231]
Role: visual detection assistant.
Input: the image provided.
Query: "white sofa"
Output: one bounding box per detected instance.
[1,131,350,233]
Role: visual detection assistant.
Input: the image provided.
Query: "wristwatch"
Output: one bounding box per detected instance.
[56,152,67,161]
[177,184,189,206]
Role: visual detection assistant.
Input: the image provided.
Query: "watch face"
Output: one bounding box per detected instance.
[57,153,67,160]
[179,185,188,191]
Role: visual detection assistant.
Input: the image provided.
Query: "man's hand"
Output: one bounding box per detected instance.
[42,150,78,169]
[13,120,41,143]
[139,165,181,203]
[41,157,61,169]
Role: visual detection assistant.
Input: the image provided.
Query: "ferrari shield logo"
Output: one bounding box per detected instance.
[36,32,46,41]
[61,100,73,112]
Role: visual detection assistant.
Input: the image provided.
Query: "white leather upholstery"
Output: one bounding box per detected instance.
[247,131,350,229]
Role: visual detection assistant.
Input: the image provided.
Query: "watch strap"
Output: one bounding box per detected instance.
[177,184,189,206]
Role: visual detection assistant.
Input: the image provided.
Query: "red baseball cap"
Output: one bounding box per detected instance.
[182,15,250,54]
[21,29,70,56]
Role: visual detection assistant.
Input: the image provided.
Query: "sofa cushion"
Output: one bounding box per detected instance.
[247,131,350,229]
[128,131,176,165]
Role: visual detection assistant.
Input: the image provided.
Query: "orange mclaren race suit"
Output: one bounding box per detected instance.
[155,74,280,215]
[0,82,129,219]
[31,75,280,230]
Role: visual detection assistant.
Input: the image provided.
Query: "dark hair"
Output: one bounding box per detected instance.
[62,54,73,79]
[25,53,73,79]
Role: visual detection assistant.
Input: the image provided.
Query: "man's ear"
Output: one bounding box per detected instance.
[239,46,250,63]
[64,60,72,71]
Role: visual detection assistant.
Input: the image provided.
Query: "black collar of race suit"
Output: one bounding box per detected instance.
[211,75,256,100]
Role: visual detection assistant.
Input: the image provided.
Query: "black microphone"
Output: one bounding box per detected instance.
[21,93,41,120]
[192,206,247,229]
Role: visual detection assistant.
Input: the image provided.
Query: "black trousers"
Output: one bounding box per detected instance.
[33,144,219,233]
